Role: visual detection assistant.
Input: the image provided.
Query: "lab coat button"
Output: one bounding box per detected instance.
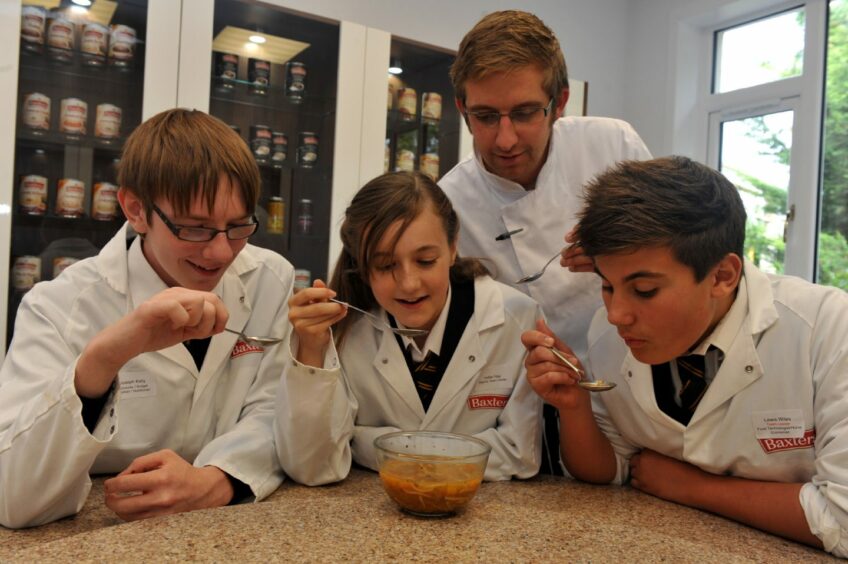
[468,355,475,362]
[109,408,114,417]
[745,365,754,373]
[382,358,388,364]
[110,426,115,434]
[309,368,315,375]
[628,371,632,378]
[239,296,245,303]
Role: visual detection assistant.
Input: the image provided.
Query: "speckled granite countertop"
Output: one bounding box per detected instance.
[0,469,837,562]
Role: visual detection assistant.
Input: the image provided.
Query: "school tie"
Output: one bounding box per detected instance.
[676,354,707,414]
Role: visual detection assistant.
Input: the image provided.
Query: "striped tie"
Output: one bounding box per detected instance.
[677,354,707,414]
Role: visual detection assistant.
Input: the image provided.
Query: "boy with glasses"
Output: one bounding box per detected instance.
[439,10,651,474]
[523,156,848,556]
[0,108,294,527]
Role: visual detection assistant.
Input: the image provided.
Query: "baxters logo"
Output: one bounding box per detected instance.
[467,394,508,410]
[758,429,816,454]
[231,340,263,358]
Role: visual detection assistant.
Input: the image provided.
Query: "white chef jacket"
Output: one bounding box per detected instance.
[439,116,651,362]
[586,261,848,557]
[0,223,294,528]
[275,275,543,485]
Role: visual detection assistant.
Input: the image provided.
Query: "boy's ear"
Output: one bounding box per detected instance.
[118,188,149,235]
[710,253,743,298]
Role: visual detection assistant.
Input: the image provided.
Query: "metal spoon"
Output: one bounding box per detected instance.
[547,346,616,392]
[516,252,561,284]
[224,327,285,347]
[329,298,428,338]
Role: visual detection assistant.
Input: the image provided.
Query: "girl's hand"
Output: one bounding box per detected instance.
[288,279,346,365]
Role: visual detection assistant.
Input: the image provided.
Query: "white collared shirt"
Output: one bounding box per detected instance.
[398,286,452,362]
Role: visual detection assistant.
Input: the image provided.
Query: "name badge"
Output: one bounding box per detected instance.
[752,409,805,439]
[118,373,157,399]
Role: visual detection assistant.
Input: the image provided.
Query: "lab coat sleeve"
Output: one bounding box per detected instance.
[274,332,354,486]
[0,288,117,528]
[473,363,542,481]
[193,276,292,501]
[589,392,638,485]
[797,290,848,558]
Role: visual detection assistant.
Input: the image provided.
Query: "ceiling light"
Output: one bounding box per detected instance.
[388,58,403,75]
[249,34,267,44]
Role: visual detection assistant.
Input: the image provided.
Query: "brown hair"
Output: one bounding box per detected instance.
[117,108,260,219]
[329,171,488,346]
[575,156,747,282]
[450,10,569,103]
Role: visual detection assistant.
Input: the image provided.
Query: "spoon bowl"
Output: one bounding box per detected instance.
[548,346,617,393]
[224,327,285,347]
[516,251,561,284]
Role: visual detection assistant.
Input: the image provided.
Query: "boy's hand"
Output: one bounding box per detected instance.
[521,319,588,410]
[561,228,594,273]
[104,449,234,521]
[75,288,228,398]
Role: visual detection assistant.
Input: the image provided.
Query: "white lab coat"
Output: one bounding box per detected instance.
[586,262,848,557]
[439,116,651,362]
[275,276,543,485]
[0,224,293,528]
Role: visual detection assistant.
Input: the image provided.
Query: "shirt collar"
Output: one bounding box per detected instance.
[399,284,452,361]
[689,275,748,358]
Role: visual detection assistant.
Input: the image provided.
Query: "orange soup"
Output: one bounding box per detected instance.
[379,458,483,514]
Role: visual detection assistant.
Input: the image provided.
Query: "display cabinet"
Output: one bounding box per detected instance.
[6,0,151,345]
[208,0,339,285]
[385,37,460,180]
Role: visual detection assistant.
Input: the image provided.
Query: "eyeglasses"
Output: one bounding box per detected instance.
[464,97,554,129]
[152,204,258,242]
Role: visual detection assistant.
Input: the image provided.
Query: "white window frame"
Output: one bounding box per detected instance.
[684,0,827,281]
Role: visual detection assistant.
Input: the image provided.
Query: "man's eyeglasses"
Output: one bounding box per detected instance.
[152,204,258,242]
[464,97,554,129]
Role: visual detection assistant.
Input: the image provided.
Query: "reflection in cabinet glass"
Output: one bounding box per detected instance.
[385,37,460,181]
[9,0,149,345]
[210,0,339,286]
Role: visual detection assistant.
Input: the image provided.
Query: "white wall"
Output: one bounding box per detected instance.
[275,0,634,122]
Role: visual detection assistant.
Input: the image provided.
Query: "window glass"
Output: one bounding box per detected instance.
[818,0,848,290]
[719,111,794,274]
[714,9,805,93]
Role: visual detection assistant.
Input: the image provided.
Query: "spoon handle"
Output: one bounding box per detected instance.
[547,346,583,375]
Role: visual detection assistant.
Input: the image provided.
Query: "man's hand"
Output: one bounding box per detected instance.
[560,228,594,273]
[76,288,228,398]
[521,319,588,411]
[629,449,707,505]
[104,449,235,521]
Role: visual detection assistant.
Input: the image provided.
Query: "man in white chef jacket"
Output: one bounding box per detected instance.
[523,156,848,557]
[439,10,651,473]
[0,109,293,527]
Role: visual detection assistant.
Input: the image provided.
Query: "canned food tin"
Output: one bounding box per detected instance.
[250,125,272,163]
[109,24,136,68]
[12,256,41,291]
[267,196,285,234]
[21,5,47,53]
[60,97,88,136]
[47,13,74,62]
[19,175,48,215]
[293,269,311,292]
[285,62,307,102]
[395,149,415,172]
[271,131,288,167]
[296,198,313,235]
[214,52,239,92]
[52,257,79,279]
[248,58,271,95]
[92,182,118,220]
[297,132,319,168]
[56,178,85,217]
[23,92,50,132]
[420,153,440,180]
[422,92,442,122]
[81,22,109,66]
[95,103,122,139]
[398,88,417,121]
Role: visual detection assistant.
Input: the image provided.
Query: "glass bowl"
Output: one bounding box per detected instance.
[374,431,491,517]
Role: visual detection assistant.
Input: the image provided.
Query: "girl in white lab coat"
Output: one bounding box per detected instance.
[275,171,542,485]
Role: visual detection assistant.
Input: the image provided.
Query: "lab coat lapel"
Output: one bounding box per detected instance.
[373,327,426,421]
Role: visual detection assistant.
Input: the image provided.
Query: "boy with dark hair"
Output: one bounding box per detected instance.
[523,156,848,556]
[0,108,293,527]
